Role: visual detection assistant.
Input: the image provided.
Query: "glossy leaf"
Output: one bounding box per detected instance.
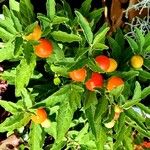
[51,31,82,43]
[0,100,24,114]
[29,123,43,150]
[46,0,56,20]
[75,11,93,45]
[0,112,31,132]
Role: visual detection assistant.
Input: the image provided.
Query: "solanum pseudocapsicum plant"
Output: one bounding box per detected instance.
[0,0,150,149]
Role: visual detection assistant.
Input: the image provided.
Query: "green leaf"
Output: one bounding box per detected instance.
[75,47,89,61]
[10,10,22,32]
[0,27,14,41]
[80,0,92,15]
[92,43,109,50]
[61,0,73,20]
[139,70,150,79]
[0,41,14,62]
[87,58,104,73]
[0,112,31,132]
[121,70,139,80]
[0,100,23,114]
[15,56,36,96]
[115,28,125,48]
[125,108,146,130]
[84,91,98,110]
[68,58,88,72]
[135,27,145,52]
[45,122,57,139]
[56,101,73,142]
[51,31,82,43]
[52,16,69,24]
[125,35,138,53]
[14,36,23,56]
[29,123,44,150]
[113,125,127,150]
[21,88,33,108]
[50,64,69,77]
[93,27,109,45]
[141,86,150,99]
[19,0,35,27]
[9,0,19,11]
[0,18,17,35]
[132,81,141,100]
[94,96,108,121]
[46,0,56,20]
[136,103,150,115]
[145,45,150,53]
[144,58,150,70]
[75,11,93,45]
[107,36,121,60]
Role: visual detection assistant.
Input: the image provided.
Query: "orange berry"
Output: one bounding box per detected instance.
[106,76,124,91]
[106,58,118,72]
[69,68,87,82]
[31,108,47,124]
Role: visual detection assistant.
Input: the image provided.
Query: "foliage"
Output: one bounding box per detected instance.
[0,0,150,149]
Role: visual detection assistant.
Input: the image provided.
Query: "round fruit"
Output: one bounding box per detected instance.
[130,55,143,69]
[69,68,87,82]
[106,76,124,91]
[54,77,61,85]
[31,108,47,124]
[25,24,42,41]
[85,72,103,91]
[95,55,110,71]
[34,38,53,58]
[106,58,118,72]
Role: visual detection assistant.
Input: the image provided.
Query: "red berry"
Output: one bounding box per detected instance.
[95,55,110,71]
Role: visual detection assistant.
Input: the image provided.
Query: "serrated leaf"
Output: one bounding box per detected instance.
[92,43,109,50]
[121,70,139,80]
[93,27,109,45]
[75,47,89,61]
[141,86,150,99]
[94,96,108,121]
[0,100,23,114]
[115,28,125,48]
[21,88,32,108]
[0,41,14,62]
[19,0,35,27]
[0,112,30,132]
[68,58,88,71]
[56,101,73,142]
[87,58,104,73]
[29,123,43,150]
[15,56,36,96]
[0,18,17,35]
[10,10,22,32]
[61,0,73,20]
[14,36,23,56]
[125,108,146,130]
[51,31,82,43]
[136,103,150,115]
[135,27,145,52]
[139,70,150,79]
[144,58,150,70]
[52,16,69,24]
[80,0,92,15]
[107,36,121,60]
[84,91,98,110]
[9,0,19,11]
[125,35,139,53]
[0,27,14,41]
[46,0,56,20]
[75,11,93,45]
